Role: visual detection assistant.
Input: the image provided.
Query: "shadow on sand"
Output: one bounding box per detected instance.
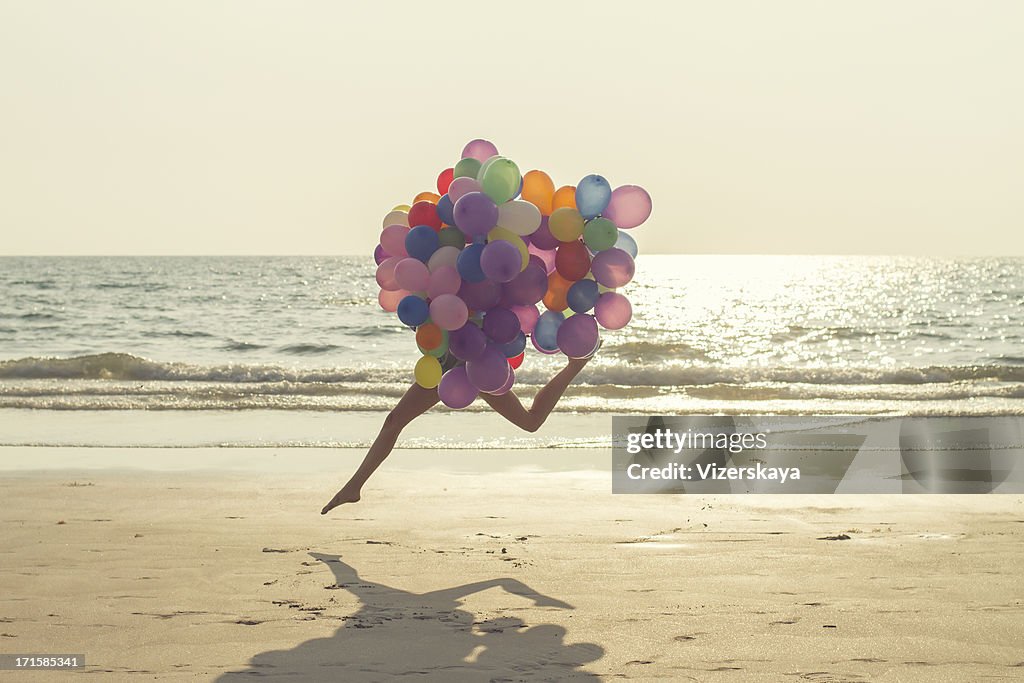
[218,553,603,681]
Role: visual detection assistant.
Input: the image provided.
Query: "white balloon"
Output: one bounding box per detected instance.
[427,245,461,272]
[381,210,409,229]
[496,200,542,237]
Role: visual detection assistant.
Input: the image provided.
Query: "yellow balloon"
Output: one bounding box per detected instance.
[392,204,412,212]
[414,355,442,389]
[549,207,584,242]
[487,227,529,271]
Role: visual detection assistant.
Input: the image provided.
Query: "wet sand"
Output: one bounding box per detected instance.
[1,446,1022,681]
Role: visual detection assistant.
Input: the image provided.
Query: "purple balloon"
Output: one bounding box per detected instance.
[373,244,388,265]
[480,240,521,283]
[556,313,599,359]
[590,248,636,288]
[467,344,510,393]
[488,366,515,396]
[594,292,632,330]
[530,215,560,250]
[462,139,499,162]
[438,366,478,409]
[449,321,488,361]
[502,263,548,306]
[482,307,521,344]
[458,279,501,312]
[453,192,499,238]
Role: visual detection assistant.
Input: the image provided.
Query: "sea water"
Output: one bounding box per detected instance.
[1,255,1022,426]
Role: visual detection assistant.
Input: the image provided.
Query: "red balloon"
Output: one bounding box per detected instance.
[509,352,525,369]
[409,200,442,231]
[437,168,454,195]
[555,240,591,281]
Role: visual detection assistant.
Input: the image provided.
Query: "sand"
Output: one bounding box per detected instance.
[1,446,1022,681]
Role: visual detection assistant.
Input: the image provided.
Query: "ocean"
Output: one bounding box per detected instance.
[1,255,1022,430]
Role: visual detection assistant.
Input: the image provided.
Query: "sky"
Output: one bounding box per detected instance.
[1,1,1022,256]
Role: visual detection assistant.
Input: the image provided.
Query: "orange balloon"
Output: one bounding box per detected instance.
[415,322,443,349]
[543,271,571,311]
[522,170,555,215]
[552,185,577,211]
[543,286,568,312]
[413,191,440,205]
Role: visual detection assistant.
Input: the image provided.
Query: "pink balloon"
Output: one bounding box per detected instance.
[380,225,410,257]
[448,177,483,203]
[590,248,635,288]
[427,265,462,299]
[603,185,652,229]
[378,288,409,312]
[375,257,401,291]
[438,366,478,409]
[429,293,469,331]
[527,242,556,274]
[594,292,632,329]
[461,139,499,163]
[509,304,540,334]
[556,313,599,359]
[394,257,429,292]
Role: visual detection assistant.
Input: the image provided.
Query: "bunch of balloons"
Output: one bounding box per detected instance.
[373,139,651,409]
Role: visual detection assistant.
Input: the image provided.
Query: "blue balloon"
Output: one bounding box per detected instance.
[576,174,612,220]
[405,225,439,263]
[534,311,565,351]
[500,331,527,358]
[567,279,600,313]
[614,229,638,258]
[456,243,487,283]
[397,295,429,327]
[436,194,455,227]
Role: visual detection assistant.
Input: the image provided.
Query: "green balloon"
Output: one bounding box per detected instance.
[453,157,481,179]
[583,217,618,252]
[480,157,521,204]
[438,226,466,249]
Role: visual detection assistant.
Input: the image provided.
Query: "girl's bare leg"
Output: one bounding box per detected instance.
[321,383,439,514]
[479,354,592,432]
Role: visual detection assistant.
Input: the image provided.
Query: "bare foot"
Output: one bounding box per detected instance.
[321,485,361,515]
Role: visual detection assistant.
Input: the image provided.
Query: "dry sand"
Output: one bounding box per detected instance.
[1,446,1022,681]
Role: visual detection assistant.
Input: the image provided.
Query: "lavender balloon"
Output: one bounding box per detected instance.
[453,192,499,238]
[509,304,540,334]
[590,248,635,288]
[482,307,521,344]
[438,366,478,409]
[603,185,652,229]
[467,344,510,392]
[556,313,599,359]
[461,139,499,163]
[449,321,488,361]
[373,244,388,265]
[480,240,521,283]
[594,292,632,330]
